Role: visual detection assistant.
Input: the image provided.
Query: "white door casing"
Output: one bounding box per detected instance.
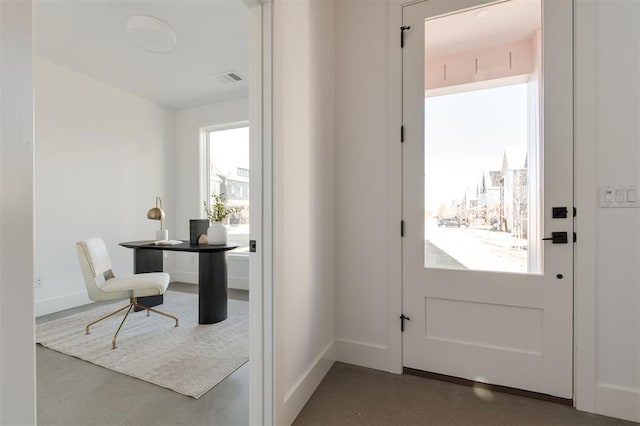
[402,0,573,398]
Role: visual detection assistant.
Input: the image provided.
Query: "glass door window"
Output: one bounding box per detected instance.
[423,4,541,274]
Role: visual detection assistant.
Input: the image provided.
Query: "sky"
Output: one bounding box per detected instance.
[424,83,529,211]
[209,126,250,177]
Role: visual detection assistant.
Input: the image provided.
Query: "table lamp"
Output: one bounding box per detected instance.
[147,196,168,240]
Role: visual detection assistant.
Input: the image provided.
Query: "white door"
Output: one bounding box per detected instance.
[402,0,573,398]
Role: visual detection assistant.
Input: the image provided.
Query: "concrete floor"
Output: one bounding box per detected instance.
[38,286,637,426]
[294,363,638,426]
[36,283,249,426]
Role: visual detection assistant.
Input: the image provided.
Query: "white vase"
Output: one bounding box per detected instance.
[207,221,227,245]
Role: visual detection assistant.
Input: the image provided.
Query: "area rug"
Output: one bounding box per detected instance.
[36,291,249,399]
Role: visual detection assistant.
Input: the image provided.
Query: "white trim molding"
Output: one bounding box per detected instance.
[336,339,390,372]
[573,0,597,414]
[34,292,91,318]
[249,1,274,424]
[281,340,336,426]
[595,384,640,423]
[0,0,36,423]
[387,0,405,376]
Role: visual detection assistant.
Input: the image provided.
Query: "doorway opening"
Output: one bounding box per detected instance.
[32,0,267,424]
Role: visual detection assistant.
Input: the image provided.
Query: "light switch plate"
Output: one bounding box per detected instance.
[599,184,639,208]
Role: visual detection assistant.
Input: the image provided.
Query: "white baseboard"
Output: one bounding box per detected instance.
[281,340,336,425]
[35,291,91,317]
[336,338,390,372]
[596,383,640,422]
[228,277,249,291]
[170,271,198,284]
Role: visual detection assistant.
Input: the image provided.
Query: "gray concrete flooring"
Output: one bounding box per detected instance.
[39,288,638,426]
[36,283,249,426]
[294,363,638,426]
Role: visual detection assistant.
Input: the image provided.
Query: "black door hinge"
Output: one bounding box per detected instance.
[400,314,410,332]
[573,207,577,217]
[401,220,405,237]
[573,232,577,243]
[401,26,411,48]
[401,125,405,143]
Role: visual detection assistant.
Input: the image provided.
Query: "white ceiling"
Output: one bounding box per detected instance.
[425,0,540,58]
[35,0,250,110]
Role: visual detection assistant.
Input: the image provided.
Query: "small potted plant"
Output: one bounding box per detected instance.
[204,193,238,245]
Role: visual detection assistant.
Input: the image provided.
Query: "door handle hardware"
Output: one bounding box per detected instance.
[542,232,568,244]
[249,240,257,253]
[400,314,410,332]
[552,207,568,218]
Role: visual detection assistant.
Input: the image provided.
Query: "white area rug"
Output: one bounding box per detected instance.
[36,291,248,399]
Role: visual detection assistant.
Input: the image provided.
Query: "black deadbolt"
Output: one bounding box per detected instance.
[552,207,568,219]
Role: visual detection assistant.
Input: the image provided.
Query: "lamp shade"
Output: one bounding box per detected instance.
[146,207,165,221]
[147,196,165,230]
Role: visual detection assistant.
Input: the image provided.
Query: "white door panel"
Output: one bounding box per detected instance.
[402,0,573,398]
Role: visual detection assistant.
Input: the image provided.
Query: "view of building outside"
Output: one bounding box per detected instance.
[208,126,249,252]
[424,83,534,273]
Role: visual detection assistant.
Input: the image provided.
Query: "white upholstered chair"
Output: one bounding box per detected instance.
[76,237,178,349]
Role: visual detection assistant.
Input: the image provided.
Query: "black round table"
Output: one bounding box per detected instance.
[119,241,238,324]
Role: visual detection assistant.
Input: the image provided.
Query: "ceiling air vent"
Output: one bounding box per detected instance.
[211,72,242,85]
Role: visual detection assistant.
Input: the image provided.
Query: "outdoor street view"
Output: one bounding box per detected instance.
[209,126,250,252]
[424,83,536,274]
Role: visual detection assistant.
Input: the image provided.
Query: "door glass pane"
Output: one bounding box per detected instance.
[423,0,542,274]
[208,127,250,252]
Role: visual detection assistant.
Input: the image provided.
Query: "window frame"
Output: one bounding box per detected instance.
[200,120,250,256]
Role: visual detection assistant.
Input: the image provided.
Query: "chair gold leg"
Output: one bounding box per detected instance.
[134,303,179,328]
[85,303,132,335]
[86,297,178,349]
[111,304,134,350]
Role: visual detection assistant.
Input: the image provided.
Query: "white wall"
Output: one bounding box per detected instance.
[0,0,36,423]
[586,1,640,421]
[34,58,175,316]
[171,98,249,287]
[334,0,393,372]
[333,0,640,423]
[272,0,336,423]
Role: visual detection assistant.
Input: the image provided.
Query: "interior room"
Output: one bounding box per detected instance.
[31,0,254,424]
[1,0,640,425]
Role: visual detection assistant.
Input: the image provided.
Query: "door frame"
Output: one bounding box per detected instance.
[0,0,275,423]
[386,0,593,412]
[247,0,275,424]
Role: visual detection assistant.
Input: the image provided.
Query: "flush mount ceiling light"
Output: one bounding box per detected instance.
[126,15,176,54]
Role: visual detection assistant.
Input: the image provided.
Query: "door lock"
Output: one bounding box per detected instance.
[542,232,568,244]
[552,207,568,218]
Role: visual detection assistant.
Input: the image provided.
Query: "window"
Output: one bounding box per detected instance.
[205,125,250,252]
